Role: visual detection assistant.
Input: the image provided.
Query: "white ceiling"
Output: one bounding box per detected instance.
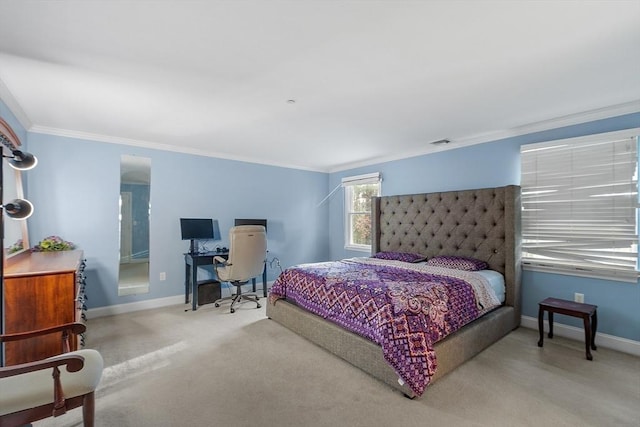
[0,1,639,172]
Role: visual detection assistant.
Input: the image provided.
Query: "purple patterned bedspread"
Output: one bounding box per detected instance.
[269,257,501,396]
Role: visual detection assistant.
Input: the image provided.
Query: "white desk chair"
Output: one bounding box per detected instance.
[214,225,267,313]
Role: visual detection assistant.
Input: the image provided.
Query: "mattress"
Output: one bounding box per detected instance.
[474,269,506,303]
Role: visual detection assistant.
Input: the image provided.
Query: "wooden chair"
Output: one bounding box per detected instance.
[0,322,103,427]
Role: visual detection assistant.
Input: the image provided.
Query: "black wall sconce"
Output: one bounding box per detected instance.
[0,118,37,366]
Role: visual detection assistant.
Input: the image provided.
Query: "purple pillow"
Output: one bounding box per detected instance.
[426,255,488,271]
[372,252,426,263]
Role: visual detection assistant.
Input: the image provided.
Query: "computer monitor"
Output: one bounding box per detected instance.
[180,218,215,240]
[234,218,267,232]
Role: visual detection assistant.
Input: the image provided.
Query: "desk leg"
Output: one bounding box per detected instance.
[537,305,544,347]
[263,265,268,297]
[548,312,554,339]
[185,263,190,304]
[192,263,198,311]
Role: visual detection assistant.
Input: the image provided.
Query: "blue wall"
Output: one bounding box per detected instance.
[329,113,640,341]
[2,96,639,342]
[20,132,329,309]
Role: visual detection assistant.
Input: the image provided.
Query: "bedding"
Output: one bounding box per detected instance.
[371,251,427,263]
[476,269,506,303]
[269,257,501,396]
[426,255,488,271]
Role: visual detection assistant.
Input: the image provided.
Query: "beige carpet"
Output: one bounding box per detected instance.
[35,301,639,427]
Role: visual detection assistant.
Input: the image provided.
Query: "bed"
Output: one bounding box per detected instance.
[266,185,521,398]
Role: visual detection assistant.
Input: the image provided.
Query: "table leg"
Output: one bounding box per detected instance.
[591,310,598,350]
[537,305,544,347]
[548,312,554,339]
[583,314,593,361]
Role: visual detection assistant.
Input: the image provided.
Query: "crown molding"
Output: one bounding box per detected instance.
[455,99,640,146]
[29,125,326,173]
[9,92,640,174]
[0,77,32,130]
[328,100,640,173]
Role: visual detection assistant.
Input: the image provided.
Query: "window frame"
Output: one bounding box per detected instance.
[343,173,381,252]
[520,128,640,283]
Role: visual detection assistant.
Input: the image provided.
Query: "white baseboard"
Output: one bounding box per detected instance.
[87,282,275,319]
[87,295,185,318]
[521,315,640,357]
[88,299,639,357]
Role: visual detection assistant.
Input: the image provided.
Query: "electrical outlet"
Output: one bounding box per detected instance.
[574,292,584,303]
[160,272,166,281]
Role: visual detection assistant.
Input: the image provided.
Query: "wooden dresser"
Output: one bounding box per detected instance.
[3,250,86,365]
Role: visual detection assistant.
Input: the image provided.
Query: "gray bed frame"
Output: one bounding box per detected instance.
[267,185,521,398]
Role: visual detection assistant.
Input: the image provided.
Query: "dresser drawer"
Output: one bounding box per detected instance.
[3,250,86,365]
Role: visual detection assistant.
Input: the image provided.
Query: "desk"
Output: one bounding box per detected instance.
[184,251,267,311]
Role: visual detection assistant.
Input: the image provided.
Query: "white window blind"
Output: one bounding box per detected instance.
[341,172,381,186]
[521,128,640,282]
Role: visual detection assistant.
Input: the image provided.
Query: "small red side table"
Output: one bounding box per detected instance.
[537,297,598,360]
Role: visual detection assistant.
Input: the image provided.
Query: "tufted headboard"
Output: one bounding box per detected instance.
[372,185,521,315]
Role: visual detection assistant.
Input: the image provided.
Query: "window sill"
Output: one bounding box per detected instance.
[522,261,639,284]
[344,244,371,253]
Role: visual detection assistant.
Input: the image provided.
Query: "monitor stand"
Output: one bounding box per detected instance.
[189,239,197,255]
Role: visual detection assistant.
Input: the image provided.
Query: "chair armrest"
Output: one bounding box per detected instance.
[0,354,85,379]
[0,322,86,343]
[0,352,92,416]
[213,256,228,265]
[1,322,87,355]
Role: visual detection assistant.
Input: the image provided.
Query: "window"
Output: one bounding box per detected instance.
[520,128,640,282]
[343,173,381,251]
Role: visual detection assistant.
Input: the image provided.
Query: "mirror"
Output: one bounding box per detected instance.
[3,167,29,257]
[1,117,30,257]
[118,155,151,296]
